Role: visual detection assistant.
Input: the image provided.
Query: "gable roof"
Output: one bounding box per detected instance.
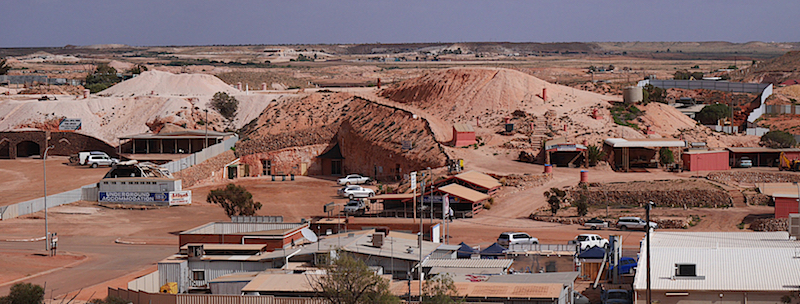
[316,143,344,159]
[438,184,490,203]
[453,124,475,133]
[454,171,502,190]
[479,243,507,255]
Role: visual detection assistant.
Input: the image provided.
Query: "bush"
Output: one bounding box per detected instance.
[587,145,606,166]
[85,63,122,93]
[206,184,262,217]
[574,195,589,217]
[695,104,731,125]
[659,147,675,165]
[210,92,239,122]
[0,283,44,304]
[761,130,797,148]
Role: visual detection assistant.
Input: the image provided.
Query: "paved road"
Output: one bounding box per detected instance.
[0,235,174,299]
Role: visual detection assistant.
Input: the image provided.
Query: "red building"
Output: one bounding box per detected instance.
[681,150,730,171]
[452,124,476,147]
[774,194,800,219]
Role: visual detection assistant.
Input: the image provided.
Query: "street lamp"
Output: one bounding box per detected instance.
[646,200,655,304]
[44,145,54,253]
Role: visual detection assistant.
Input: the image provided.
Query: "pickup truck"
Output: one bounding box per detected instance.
[343,199,368,214]
[337,174,371,185]
[569,234,609,250]
[584,218,609,230]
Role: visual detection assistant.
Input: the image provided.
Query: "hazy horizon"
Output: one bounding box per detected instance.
[2,0,799,48]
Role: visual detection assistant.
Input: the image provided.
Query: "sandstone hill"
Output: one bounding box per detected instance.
[100,70,240,97]
[738,51,800,84]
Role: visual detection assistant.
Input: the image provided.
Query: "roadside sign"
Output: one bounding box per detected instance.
[59,118,81,131]
[410,172,417,190]
[401,140,412,151]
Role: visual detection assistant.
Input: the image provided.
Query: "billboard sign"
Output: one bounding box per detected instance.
[169,191,192,206]
[99,192,168,203]
[59,118,81,131]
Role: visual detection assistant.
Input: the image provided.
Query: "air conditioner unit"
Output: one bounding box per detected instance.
[790,214,800,239]
[372,232,385,248]
[188,245,204,260]
[675,263,696,277]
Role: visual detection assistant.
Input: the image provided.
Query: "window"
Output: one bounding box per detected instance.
[192,270,205,281]
[675,264,696,277]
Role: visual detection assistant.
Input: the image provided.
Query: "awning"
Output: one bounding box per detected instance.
[604,138,686,148]
[317,143,344,159]
[438,184,490,203]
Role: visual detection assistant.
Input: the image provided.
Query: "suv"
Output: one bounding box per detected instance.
[569,234,609,250]
[338,185,375,199]
[616,217,658,231]
[497,232,538,247]
[343,199,368,214]
[601,289,632,304]
[86,155,119,168]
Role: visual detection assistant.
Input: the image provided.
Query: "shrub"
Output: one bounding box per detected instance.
[696,104,731,125]
[761,130,796,148]
[206,184,262,217]
[659,147,675,165]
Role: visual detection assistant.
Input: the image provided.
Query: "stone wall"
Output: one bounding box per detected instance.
[239,145,328,177]
[708,171,800,185]
[751,218,788,232]
[172,150,236,188]
[570,188,732,208]
[0,131,117,159]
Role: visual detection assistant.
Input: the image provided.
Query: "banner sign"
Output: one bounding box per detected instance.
[169,191,192,206]
[99,192,168,203]
[59,118,82,131]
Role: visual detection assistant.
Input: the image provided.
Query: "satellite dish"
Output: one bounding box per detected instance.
[301,228,318,243]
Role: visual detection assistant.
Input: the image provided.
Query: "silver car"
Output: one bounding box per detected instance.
[86,155,119,168]
[338,185,375,200]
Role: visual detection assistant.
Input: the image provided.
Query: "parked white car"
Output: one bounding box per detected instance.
[343,199,368,214]
[338,174,371,185]
[497,232,539,247]
[86,154,119,168]
[616,217,658,231]
[338,185,375,199]
[569,234,608,250]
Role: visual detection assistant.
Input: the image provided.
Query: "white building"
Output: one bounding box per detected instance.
[634,231,800,304]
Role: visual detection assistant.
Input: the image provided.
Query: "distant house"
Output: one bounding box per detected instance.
[452,124,477,147]
[118,123,234,162]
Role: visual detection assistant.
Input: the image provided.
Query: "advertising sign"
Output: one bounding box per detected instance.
[99,192,168,203]
[169,191,192,206]
[59,118,82,131]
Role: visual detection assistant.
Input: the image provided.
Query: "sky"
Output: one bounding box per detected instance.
[2,0,799,48]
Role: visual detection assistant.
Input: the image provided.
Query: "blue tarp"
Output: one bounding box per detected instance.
[577,246,606,259]
[479,242,507,258]
[457,242,477,258]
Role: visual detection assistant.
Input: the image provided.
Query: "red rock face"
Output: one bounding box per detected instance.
[236,93,447,180]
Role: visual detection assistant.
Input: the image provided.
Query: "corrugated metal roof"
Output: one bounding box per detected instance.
[455,171,502,190]
[391,281,563,299]
[179,244,268,251]
[604,138,686,148]
[487,272,579,285]
[634,231,800,292]
[682,150,728,155]
[181,222,307,235]
[208,272,259,283]
[370,193,415,200]
[421,259,513,269]
[241,273,317,292]
[453,124,475,133]
[260,230,438,262]
[438,184,490,203]
[727,147,800,153]
[758,183,800,197]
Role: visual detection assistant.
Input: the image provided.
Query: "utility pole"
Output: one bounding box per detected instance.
[428,167,433,225]
[646,201,654,304]
[44,144,54,254]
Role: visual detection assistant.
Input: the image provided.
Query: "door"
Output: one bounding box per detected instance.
[300,163,308,176]
[262,160,271,176]
[228,165,238,179]
[331,160,342,175]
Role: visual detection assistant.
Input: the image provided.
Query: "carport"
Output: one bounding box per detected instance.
[544,137,587,168]
[726,147,800,167]
[604,138,686,172]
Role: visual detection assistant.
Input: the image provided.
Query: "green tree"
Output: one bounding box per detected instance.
[643,84,665,104]
[0,283,44,304]
[573,194,589,217]
[85,63,122,93]
[695,104,731,125]
[206,183,262,217]
[544,187,567,216]
[312,251,400,304]
[0,58,10,75]
[587,145,606,166]
[126,64,148,75]
[210,92,239,124]
[659,147,675,165]
[761,130,797,148]
[422,274,462,304]
[548,195,561,215]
